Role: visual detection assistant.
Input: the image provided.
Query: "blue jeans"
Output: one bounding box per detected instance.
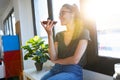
[41,64,83,80]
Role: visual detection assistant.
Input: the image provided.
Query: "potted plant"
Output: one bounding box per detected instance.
[21,36,49,71]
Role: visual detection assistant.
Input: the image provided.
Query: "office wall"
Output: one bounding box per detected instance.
[17,0,34,70]
[0,0,35,70]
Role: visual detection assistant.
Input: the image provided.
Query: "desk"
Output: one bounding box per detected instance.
[23,66,50,80]
[24,60,54,80]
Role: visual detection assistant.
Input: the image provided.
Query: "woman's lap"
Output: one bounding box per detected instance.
[48,72,81,80]
[41,64,83,80]
[41,71,53,80]
[41,72,82,80]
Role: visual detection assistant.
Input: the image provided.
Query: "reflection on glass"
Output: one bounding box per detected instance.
[84,0,120,58]
[33,0,48,43]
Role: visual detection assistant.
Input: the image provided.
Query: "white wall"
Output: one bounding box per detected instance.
[17,0,35,70]
[12,0,20,22]
[1,1,13,23]
[0,0,35,70]
[0,0,13,31]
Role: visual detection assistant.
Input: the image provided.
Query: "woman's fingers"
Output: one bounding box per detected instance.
[41,21,46,28]
[46,20,51,26]
[50,21,54,26]
[41,20,56,32]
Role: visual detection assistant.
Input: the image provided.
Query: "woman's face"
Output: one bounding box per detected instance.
[59,7,74,26]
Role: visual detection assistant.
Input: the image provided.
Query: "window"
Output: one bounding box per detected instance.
[3,9,16,35]
[33,0,80,43]
[84,0,120,58]
[32,0,48,43]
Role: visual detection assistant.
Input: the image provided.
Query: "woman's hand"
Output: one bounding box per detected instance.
[41,20,55,35]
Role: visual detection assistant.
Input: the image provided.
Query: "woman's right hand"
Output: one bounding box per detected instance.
[41,20,55,35]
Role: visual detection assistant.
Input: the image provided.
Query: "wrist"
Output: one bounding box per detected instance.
[48,33,53,38]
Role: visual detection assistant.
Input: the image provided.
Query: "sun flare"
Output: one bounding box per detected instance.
[84,0,120,30]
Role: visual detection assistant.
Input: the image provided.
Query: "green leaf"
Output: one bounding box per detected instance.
[21,36,49,63]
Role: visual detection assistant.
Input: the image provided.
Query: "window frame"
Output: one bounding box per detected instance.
[3,8,15,35]
[31,0,55,44]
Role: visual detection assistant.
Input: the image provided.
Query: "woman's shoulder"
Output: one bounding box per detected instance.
[81,28,90,36]
[82,28,90,33]
[80,28,91,40]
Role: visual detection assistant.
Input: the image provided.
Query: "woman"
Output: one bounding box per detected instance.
[41,4,90,80]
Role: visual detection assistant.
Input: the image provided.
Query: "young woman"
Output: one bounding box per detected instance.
[41,4,90,80]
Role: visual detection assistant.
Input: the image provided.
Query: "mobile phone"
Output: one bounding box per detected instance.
[42,21,57,25]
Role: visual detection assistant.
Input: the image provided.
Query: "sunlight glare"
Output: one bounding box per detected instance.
[84,0,120,30]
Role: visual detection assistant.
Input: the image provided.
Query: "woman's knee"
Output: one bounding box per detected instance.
[41,71,53,80]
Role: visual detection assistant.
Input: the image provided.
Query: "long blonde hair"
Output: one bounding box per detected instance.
[62,4,83,40]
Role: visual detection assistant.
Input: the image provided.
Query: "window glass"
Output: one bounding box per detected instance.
[8,16,12,35]
[84,0,120,58]
[33,0,48,43]
[12,12,16,35]
[3,9,16,35]
[4,20,9,35]
[52,0,80,35]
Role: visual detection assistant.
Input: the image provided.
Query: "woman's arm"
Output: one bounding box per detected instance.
[52,39,88,65]
[48,36,58,60]
[41,20,58,61]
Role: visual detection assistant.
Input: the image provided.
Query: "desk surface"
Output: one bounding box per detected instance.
[23,66,50,80]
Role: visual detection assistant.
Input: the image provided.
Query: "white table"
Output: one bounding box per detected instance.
[23,66,51,80]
